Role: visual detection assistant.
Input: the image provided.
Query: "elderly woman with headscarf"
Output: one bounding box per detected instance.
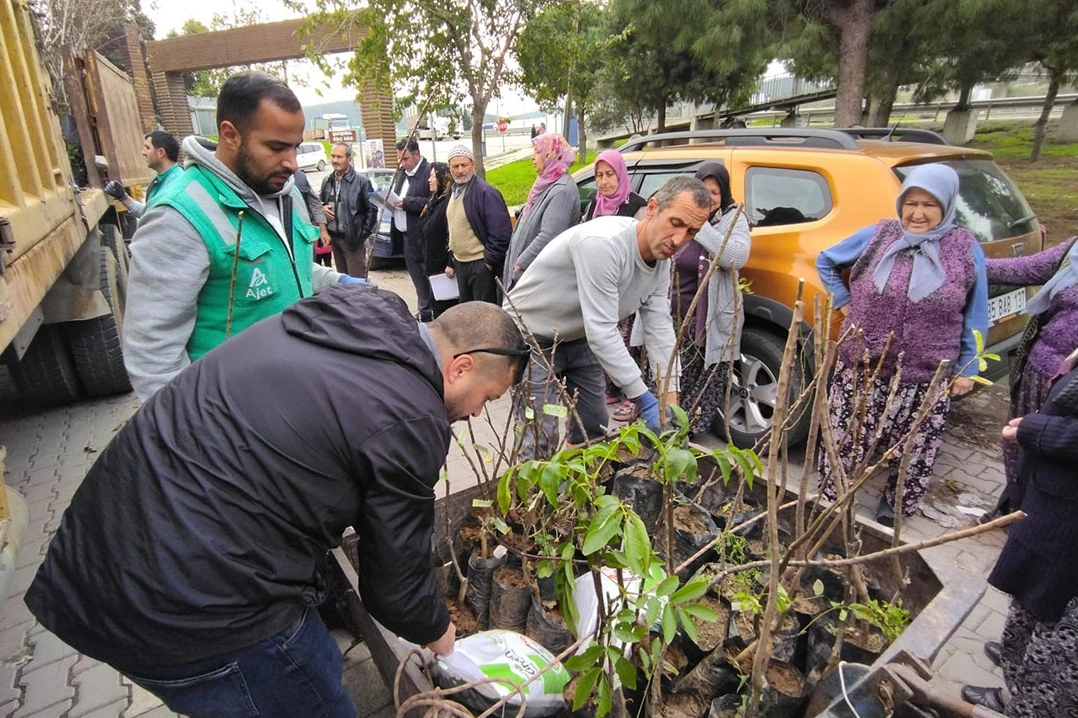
[815,164,989,525]
[667,162,752,437]
[980,236,1078,520]
[503,132,581,290]
[583,150,647,221]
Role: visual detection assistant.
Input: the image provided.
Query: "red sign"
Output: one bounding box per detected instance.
[497,119,509,134]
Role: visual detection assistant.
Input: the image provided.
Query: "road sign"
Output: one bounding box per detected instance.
[497,119,508,134]
[329,129,358,143]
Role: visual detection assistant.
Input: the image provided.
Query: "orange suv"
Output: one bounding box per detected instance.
[573,128,1041,447]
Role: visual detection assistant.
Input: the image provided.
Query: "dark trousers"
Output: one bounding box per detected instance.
[516,337,609,459]
[455,258,499,304]
[330,232,366,278]
[401,228,434,320]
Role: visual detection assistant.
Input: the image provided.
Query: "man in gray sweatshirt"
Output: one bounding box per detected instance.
[122,71,369,403]
[505,176,712,455]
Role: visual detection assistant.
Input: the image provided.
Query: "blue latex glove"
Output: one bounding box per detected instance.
[633,391,661,433]
[338,275,376,288]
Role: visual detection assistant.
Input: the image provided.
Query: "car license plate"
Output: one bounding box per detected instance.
[988,287,1026,325]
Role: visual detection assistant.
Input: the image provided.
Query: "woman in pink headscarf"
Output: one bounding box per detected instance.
[503,132,581,290]
[583,149,647,221]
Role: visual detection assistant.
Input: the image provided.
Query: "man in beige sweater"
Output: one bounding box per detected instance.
[443,145,513,303]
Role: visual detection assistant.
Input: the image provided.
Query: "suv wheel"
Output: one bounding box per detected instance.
[719,326,810,449]
[317,160,327,172]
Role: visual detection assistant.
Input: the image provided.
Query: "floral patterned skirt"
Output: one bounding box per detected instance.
[678,339,731,438]
[819,359,951,516]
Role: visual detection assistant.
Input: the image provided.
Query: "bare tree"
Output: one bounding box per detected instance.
[28,0,143,105]
[297,0,552,177]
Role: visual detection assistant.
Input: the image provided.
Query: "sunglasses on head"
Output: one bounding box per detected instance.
[452,347,532,385]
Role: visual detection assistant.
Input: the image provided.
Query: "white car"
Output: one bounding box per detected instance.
[297,142,328,172]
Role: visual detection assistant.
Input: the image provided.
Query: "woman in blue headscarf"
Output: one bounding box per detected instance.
[815,164,989,525]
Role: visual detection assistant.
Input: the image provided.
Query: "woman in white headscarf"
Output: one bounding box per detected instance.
[815,164,989,525]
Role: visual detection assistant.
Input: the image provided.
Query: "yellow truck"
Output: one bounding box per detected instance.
[1,0,151,405]
[0,0,152,598]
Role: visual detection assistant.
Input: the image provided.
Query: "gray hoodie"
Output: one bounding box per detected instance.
[123,136,341,402]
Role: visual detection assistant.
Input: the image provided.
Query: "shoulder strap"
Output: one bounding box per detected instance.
[282,194,294,248]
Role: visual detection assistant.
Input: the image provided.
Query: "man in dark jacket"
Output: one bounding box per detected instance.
[444,144,513,304]
[392,137,434,319]
[321,142,378,277]
[25,288,528,718]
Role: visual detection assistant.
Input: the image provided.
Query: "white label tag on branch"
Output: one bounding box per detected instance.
[524,407,535,420]
[542,404,567,418]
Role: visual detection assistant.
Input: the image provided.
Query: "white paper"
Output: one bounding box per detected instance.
[429,273,459,302]
[371,189,407,228]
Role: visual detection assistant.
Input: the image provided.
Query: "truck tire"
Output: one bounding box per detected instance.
[100,222,130,284]
[64,247,131,397]
[8,326,84,406]
[720,326,811,450]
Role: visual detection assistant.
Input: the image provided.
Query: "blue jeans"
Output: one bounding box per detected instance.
[126,607,357,718]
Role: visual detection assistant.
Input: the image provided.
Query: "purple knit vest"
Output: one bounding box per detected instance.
[839,219,977,384]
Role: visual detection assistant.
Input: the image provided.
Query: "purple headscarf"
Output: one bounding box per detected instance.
[522,132,575,219]
[591,149,631,218]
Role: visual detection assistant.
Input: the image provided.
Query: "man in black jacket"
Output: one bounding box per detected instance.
[321,142,378,277]
[25,288,529,718]
[443,144,513,304]
[392,137,434,319]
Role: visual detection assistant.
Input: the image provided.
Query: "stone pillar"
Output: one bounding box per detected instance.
[151,71,194,141]
[120,25,156,132]
[780,110,799,128]
[1057,101,1078,143]
[942,109,978,145]
[358,80,398,169]
[690,114,715,142]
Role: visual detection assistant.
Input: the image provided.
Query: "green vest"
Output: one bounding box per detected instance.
[154,165,319,360]
[145,164,184,208]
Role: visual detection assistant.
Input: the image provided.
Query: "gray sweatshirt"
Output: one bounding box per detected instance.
[505,216,679,399]
[123,136,341,402]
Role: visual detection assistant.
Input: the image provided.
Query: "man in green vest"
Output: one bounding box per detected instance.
[103,130,184,218]
[123,70,371,403]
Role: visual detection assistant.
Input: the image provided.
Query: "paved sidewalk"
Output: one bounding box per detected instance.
[0,269,1015,715]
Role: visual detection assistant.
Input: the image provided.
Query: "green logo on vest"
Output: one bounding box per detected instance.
[246,267,275,300]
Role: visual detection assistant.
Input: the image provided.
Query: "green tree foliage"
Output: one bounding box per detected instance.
[297,0,552,177]
[600,0,766,132]
[781,0,936,127]
[914,0,1039,108]
[774,0,896,127]
[516,1,607,160]
[1026,0,1078,160]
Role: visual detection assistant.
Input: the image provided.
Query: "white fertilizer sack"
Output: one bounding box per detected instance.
[432,630,569,717]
